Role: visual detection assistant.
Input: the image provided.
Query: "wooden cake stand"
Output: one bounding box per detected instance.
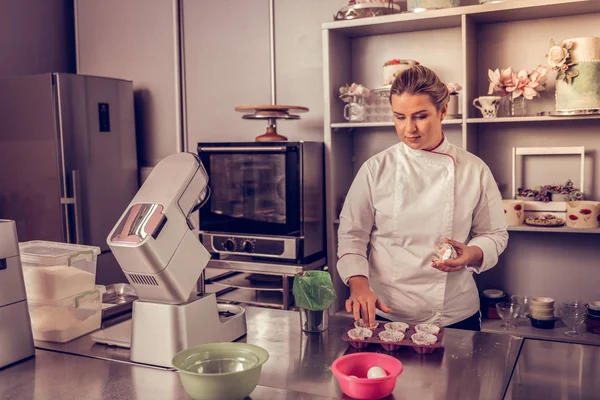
[235,105,309,142]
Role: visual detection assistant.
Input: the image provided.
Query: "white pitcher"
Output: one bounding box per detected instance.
[473,96,503,118]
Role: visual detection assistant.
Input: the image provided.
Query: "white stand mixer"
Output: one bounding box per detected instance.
[107,152,246,368]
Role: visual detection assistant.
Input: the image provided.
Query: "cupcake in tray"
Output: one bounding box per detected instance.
[384,321,409,333]
[378,330,405,351]
[414,323,441,335]
[411,331,439,354]
[354,319,379,330]
[346,327,373,349]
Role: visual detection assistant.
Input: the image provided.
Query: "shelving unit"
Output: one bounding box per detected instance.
[323,0,600,312]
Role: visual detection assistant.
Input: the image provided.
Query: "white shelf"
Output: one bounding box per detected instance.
[323,0,600,37]
[467,115,600,123]
[331,119,462,129]
[507,225,600,234]
[482,318,600,347]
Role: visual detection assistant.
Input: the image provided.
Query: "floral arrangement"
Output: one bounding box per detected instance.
[517,179,583,202]
[339,83,371,102]
[488,66,549,100]
[383,59,420,67]
[446,82,462,95]
[546,39,579,84]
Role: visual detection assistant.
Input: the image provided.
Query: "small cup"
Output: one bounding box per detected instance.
[473,96,503,118]
[503,200,525,226]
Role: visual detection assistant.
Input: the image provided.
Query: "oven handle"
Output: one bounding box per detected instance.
[198,146,288,152]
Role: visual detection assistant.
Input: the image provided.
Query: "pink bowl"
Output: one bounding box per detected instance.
[332,352,403,400]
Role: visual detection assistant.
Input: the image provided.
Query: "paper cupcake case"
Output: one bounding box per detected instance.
[342,322,445,354]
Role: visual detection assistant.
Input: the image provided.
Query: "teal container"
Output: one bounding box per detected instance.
[172,342,269,400]
[408,0,461,11]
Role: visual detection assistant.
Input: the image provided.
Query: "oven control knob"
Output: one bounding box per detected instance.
[224,239,235,252]
[242,241,254,253]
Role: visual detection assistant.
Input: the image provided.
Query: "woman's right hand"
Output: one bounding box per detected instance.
[346,276,392,328]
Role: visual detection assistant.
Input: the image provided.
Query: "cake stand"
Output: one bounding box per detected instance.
[235,105,309,142]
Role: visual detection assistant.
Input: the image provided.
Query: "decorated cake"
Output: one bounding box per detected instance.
[383,59,419,86]
[547,37,600,112]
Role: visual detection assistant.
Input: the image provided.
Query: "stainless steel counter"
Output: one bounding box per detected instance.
[0,349,330,400]
[505,339,600,400]
[25,307,523,400]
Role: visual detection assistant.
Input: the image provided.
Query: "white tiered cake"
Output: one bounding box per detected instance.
[552,37,600,112]
[382,59,419,87]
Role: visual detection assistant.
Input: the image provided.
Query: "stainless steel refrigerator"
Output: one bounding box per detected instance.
[0,73,138,284]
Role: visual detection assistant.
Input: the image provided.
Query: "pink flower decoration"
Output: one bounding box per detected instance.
[579,209,592,215]
[569,215,579,221]
[514,205,522,211]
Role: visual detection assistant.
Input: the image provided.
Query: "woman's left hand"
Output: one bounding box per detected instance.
[431,238,483,272]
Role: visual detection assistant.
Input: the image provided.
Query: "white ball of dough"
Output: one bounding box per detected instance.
[367,366,387,379]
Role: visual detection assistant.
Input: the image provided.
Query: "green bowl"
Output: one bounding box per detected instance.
[172,343,269,400]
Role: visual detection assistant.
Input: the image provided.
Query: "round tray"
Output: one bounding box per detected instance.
[539,109,600,117]
[235,104,309,113]
[242,113,300,120]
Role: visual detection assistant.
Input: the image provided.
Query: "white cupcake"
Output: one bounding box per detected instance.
[347,327,373,340]
[384,322,409,333]
[414,323,440,335]
[411,332,438,346]
[379,330,405,343]
[354,319,379,330]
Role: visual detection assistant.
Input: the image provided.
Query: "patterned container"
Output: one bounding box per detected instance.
[408,0,460,12]
[565,201,600,228]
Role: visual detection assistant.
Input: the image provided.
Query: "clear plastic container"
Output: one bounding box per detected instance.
[19,241,100,301]
[28,285,105,343]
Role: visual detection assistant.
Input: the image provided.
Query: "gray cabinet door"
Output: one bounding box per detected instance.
[0,74,65,243]
[181,0,271,147]
[75,0,181,166]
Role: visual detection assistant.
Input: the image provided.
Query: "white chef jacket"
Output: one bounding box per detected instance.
[337,137,508,327]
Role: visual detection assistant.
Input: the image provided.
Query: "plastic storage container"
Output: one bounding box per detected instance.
[19,241,100,301]
[28,285,105,343]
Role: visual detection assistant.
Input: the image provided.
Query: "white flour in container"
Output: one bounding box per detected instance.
[23,265,95,300]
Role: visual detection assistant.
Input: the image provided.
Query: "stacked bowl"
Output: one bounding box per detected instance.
[585,301,600,334]
[529,297,558,329]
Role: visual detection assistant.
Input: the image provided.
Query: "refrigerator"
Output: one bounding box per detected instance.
[0,73,139,285]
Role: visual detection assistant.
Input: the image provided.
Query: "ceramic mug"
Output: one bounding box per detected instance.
[473,96,503,118]
[343,101,366,122]
[566,201,600,228]
[503,200,525,226]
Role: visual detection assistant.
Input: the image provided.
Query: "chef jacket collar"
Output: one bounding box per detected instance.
[400,134,455,164]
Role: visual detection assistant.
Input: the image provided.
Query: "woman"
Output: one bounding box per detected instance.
[337,65,508,331]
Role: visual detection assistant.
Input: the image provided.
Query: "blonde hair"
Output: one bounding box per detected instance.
[389,65,450,112]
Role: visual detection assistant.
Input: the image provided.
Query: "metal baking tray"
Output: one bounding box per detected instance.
[102,283,138,320]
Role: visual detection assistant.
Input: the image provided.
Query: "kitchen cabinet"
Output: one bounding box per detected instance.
[322,0,600,313]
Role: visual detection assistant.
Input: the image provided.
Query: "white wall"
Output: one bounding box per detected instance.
[0,0,74,76]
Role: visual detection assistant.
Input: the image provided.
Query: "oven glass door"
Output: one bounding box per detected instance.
[198,145,300,236]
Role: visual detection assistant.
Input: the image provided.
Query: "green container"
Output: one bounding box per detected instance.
[172,342,269,400]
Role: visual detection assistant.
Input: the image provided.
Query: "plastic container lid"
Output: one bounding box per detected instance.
[19,241,100,271]
[483,289,505,299]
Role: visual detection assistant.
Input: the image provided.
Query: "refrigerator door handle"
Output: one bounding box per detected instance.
[72,170,83,245]
[59,170,83,244]
[60,193,74,244]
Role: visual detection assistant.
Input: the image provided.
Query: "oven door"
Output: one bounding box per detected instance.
[198,143,301,236]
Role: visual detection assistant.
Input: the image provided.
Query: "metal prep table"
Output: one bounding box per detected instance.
[1,307,525,400]
[505,339,600,400]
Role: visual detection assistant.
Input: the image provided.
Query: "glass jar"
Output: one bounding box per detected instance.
[504,96,527,117]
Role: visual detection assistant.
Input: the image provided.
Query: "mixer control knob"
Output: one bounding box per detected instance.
[224,239,235,251]
[242,241,254,253]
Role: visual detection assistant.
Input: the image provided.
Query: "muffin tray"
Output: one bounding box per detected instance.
[341,322,444,354]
